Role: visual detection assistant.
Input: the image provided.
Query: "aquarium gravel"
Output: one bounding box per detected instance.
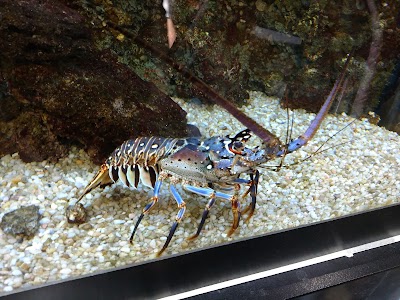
[1,91,399,293]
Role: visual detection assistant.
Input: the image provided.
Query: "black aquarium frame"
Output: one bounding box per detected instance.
[3,203,400,300]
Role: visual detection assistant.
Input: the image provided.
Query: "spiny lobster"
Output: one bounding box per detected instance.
[67,55,351,256]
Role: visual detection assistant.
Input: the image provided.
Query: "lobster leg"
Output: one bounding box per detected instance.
[187,195,216,241]
[129,180,162,243]
[240,170,260,222]
[157,185,186,257]
[184,185,238,238]
[227,186,241,237]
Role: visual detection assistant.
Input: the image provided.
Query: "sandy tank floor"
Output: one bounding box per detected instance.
[1,91,399,294]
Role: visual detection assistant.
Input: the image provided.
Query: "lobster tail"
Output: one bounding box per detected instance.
[77,164,113,202]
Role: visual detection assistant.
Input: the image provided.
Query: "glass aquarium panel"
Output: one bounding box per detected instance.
[0,0,399,294]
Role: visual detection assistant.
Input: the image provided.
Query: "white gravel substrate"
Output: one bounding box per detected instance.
[1,91,399,294]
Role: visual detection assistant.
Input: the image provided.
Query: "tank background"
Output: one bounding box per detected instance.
[0,0,399,164]
[80,0,399,120]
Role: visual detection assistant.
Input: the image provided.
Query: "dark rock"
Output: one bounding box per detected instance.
[0,0,188,163]
[0,80,21,122]
[0,205,41,238]
[2,112,69,162]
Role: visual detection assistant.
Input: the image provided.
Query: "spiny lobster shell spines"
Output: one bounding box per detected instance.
[73,137,185,202]
[106,137,185,189]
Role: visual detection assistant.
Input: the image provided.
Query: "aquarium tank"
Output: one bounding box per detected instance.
[0,0,399,295]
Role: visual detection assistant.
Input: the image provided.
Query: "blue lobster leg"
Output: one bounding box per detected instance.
[129,180,162,243]
[187,196,216,241]
[184,185,241,239]
[241,170,260,222]
[157,185,186,257]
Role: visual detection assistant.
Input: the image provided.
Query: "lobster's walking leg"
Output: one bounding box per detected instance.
[184,185,238,238]
[187,196,216,241]
[241,170,260,222]
[227,186,241,237]
[157,185,186,257]
[129,180,162,243]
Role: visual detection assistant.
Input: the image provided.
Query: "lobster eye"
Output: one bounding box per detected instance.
[233,141,243,148]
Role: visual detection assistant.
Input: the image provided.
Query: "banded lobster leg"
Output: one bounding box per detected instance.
[185,170,259,241]
[157,185,186,256]
[239,170,260,223]
[185,183,245,240]
[129,179,187,257]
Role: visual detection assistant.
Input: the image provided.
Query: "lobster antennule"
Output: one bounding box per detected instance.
[286,53,352,153]
[77,164,112,202]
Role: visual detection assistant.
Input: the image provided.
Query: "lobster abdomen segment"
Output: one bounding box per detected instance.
[76,137,185,201]
[105,137,184,189]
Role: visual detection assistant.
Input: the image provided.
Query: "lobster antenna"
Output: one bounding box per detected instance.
[289,108,295,144]
[286,51,353,153]
[261,140,351,171]
[276,89,294,171]
[106,22,284,152]
[299,118,356,163]
[283,89,290,145]
[262,119,356,171]
[334,76,349,114]
[134,35,281,149]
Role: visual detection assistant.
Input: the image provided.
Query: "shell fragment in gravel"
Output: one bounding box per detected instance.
[0,91,399,293]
